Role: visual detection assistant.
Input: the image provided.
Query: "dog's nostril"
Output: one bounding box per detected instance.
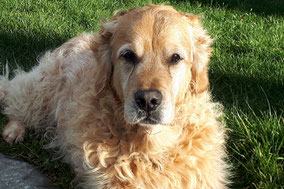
[150,98,158,106]
[150,97,161,107]
[134,89,163,112]
[136,97,146,109]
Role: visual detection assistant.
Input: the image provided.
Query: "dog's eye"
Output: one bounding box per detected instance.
[170,53,182,64]
[122,50,137,63]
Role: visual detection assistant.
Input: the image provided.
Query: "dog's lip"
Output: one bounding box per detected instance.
[141,116,159,124]
[137,113,160,125]
[129,103,161,125]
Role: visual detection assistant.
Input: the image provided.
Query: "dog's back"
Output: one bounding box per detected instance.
[0,34,97,140]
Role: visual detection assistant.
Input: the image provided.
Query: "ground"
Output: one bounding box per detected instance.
[0,153,58,189]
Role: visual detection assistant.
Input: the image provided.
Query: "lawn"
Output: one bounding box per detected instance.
[0,0,283,188]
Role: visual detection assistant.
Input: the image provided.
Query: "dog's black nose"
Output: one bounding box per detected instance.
[134,89,163,112]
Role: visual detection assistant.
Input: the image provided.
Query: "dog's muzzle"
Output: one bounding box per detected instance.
[134,89,163,125]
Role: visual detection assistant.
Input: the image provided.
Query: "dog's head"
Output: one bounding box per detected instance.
[94,5,212,127]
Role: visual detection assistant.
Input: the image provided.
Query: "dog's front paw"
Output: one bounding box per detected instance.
[2,121,25,144]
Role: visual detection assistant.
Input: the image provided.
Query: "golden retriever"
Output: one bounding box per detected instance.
[0,4,229,188]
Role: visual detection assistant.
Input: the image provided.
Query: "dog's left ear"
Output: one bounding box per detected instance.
[184,14,213,94]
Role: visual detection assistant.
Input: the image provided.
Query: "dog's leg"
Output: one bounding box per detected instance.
[0,66,54,143]
[2,120,25,144]
[0,78,24,144]
[0,74,40,144]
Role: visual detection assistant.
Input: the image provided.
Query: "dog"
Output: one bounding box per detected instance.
[0,4,229,188]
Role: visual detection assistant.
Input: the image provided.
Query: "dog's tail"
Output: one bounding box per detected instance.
[0,64,10,104]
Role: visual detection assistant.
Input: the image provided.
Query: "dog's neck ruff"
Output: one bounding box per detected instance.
[78,87,224,188]
[90,88,200,153]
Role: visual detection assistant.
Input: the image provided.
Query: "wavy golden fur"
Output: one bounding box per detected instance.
[0,4,229,188]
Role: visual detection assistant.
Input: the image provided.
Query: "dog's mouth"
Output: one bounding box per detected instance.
[140,114,160,125]
[135,110,161,125]
[124,97,174,126]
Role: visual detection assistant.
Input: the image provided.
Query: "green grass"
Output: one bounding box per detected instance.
[0,0,283,188]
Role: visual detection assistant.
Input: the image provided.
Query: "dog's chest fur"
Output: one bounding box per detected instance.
[62,89,225,188]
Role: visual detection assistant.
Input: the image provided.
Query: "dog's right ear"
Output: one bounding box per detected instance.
[91,13,122,95]
[91,9,135,95]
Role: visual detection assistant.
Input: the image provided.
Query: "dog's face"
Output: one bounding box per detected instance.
[98,5,212,126]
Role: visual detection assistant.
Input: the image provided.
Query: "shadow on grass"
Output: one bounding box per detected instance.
[0,31,69,72]
[170,0,284,15]
[209,72,284,188]
[210,71,284,115]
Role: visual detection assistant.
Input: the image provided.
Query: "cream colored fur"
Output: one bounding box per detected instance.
[0,5,229,189]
